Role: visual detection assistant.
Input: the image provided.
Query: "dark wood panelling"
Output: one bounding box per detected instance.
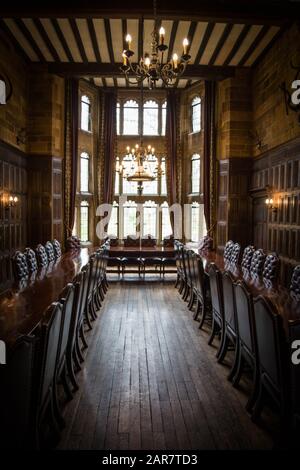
[0,141,27,292]
[251,136,300,287]
[27,155,63,247]
[216,158,252,253]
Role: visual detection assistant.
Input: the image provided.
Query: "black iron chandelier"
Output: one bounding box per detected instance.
[120,0,191,89]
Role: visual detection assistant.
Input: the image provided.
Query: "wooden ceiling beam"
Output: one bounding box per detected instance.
[0,1,296,25]
[44,62,235,80]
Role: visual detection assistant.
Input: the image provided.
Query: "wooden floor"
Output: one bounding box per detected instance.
[59,277,277,450]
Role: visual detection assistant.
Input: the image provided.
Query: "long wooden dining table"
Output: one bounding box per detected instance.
[0,248,92,348]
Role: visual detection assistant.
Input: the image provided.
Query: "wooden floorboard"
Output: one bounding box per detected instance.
[58,278,276,450]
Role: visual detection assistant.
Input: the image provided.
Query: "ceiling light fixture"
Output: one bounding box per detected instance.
[120,0,191,89]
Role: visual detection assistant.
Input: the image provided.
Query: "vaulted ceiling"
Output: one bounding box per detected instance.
[0,1,295,89]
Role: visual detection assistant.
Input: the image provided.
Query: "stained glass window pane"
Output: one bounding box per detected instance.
[81,95,91,132]
[143,203,157,237]
[192,96,201,133]
[123,100,139,135]
[123,204,137,237]
[161,101,167,136]
[80,201,89,242]
[143,100,159,135]
[161,203,172,239]
[191,154,200,194]
[80,152,89,192]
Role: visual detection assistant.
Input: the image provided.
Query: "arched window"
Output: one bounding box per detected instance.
[81,95,91,132]
[143,100,159,135]
[161,201,172,239]
[191,96,201,133]
[123,200,137,237]
[80,152,89,192]
[143,200,157,237]
[191,154,200,194]
[123,100,139,135]
[107,201,119,238]
[116,102,120,135]
[80,201,89,242]
[161,100,167,136]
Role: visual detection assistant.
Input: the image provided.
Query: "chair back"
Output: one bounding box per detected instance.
[45,241,55,263]
[80,264,91,326]
[35,244,48,268]
[234,281,254,354]
[290,265,300,301]
[262,252,280,288]
[223,240,234,263]
[124,235,140,247]
[250,248,266,279]
[222,271,236,333]
[66,236,81,251]
[253,296,286,391]
[208,263,224,321]
[241,245,255,272]
[0,335,37,449]
[12,251,29,280]
[38,302,63,410]
[163,235,174,247]
[57,283,75,367]
[141,235,156,247]
[24,248,38,273]
[192,252,205,301]
[52,239,62,258]
[198,235,213,253]
[230,243,241,266]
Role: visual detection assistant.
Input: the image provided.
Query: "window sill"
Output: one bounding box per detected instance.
[79,129,93,135]
[188,131,201,136]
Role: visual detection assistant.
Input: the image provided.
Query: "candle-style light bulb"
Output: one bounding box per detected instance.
[159,26,165,44]
[13,196,18,203]
[145,56,150,68]
[172,53,178,69]
[126,146,130,153]
[183,38,189,55]
[151,147,155,154]
[265,198,270,204]
[126,34,132,49]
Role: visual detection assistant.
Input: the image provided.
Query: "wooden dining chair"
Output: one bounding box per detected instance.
[45,241,56,263]
[53,283,76,429]
[11,250,29,280]
[207,263,225,359]
[0,335,37,449]
[241,245,255,274]
[290,265,300,301]
[218,271,238,380]
[262,252,280,288]
[35,302,64,448]
[252,296,291,432]
[223,240,234,264]
[250,248,266,280]
[232,281,259,412]
[192,252,211,329]
[35,244,49,268]
[24,247,38,273]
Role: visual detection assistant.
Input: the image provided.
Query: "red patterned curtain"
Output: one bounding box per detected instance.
[203,81,216,233]
[64,78,79,239]
[102,91,117,205]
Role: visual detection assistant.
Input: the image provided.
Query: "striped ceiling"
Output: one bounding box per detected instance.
[0,17,282,88]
